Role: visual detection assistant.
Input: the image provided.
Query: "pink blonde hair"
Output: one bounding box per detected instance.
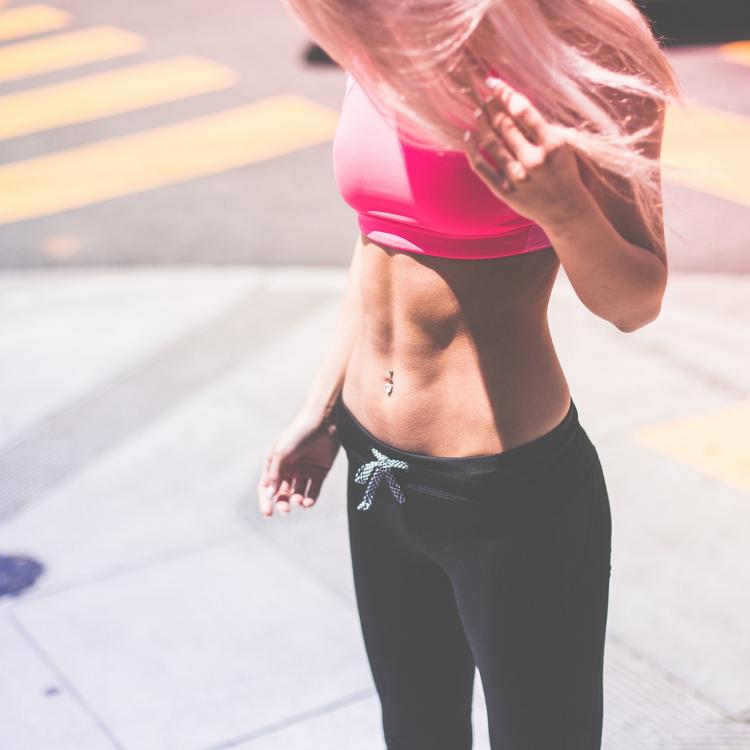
[279,0,686,260]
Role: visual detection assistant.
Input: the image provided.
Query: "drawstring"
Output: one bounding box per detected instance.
[354,447,409,510]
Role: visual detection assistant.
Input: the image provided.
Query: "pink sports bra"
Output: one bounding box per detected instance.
[332,71,553,260]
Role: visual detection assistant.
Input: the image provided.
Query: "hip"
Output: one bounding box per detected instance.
[333,389,607,526]
[334,390,612,590]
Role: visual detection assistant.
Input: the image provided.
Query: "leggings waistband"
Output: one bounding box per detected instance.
[332,392,584,489]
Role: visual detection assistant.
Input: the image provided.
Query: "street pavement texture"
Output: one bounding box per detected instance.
[0,266,748,750]
[0,0,749,749]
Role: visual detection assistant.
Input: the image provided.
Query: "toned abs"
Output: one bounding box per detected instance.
[341,233,573,457]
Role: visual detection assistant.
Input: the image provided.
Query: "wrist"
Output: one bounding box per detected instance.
[537,183,599,237]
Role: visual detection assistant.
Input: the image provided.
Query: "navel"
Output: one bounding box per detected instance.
[384,369,394,397]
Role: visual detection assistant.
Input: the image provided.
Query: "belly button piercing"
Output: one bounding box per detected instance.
[384,369,393,396]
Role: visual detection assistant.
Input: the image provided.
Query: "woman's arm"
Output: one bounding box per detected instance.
[539,101,668,334]
[257,233,363,515]
[463,73,668,334]
[301,231,363,422]
[541,198,667,333]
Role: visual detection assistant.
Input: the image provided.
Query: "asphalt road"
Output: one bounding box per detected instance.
[0,0,748,270]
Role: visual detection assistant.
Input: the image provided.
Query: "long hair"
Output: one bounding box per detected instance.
[279,0,686,260]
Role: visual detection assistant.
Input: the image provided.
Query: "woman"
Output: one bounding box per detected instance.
[259,1,683,747]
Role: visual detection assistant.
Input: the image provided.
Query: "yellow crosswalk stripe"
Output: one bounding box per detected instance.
[719,40,750,67]
[0,95,339,224]
[0,56,237,140]
[0,3,71,42]
[663,100,750,208]
[632,400,750,495]
[0,25,144,83]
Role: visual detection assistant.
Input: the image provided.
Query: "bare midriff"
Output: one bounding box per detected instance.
[340,232,573,458]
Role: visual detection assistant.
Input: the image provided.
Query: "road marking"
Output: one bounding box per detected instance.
[0,95,339,224]
[0,56,237,140]
[663,99,750,208]
[719,39,750,67]
[632,400,750,495]
[41,233,82,259]
[0,3,71,42]
[0,25,144,83]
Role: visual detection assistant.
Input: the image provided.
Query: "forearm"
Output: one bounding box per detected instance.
[301,233,363,421]
[541,190,667,333]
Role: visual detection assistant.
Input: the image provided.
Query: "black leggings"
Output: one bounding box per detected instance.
[332,393,612,750]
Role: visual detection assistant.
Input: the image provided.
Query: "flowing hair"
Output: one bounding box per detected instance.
[279,0,687,260]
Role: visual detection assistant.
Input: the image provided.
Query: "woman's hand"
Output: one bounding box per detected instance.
[257,407,342,517]
[461,69,590,228]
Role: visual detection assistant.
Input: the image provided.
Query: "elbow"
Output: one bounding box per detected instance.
[614,299,663,333]
[614,263,667,333]
[615,317,650,334]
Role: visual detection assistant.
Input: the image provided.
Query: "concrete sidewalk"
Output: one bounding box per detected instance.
[0,265,748,750]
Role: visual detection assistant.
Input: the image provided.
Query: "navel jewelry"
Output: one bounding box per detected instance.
[354,447,409,510]
[384,369,394,397]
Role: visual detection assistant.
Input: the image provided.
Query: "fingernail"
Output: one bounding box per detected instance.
[463,129,471,143]
[265,485,274,498]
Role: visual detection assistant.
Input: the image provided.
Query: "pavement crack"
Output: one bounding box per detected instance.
[7,610,127,750]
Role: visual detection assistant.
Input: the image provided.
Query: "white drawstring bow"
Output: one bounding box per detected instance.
[354,447,409,510]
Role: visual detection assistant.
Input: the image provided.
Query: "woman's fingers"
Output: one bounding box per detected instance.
[473,107,515,165]
[463,59,550,169]
[302,476,322,508]
[476,84,542,167]
[487,76,551,147]
[469,106,520,187]
[275,478,293,514]
[258,476,274,516]
[293,474,324,509]
[258,446,325,516]
[258,474,305,516]
[289,474,310,507]
[265,447,281,492]
[273,474,321,513]
[258,464,323,515]
[463,69,527,186]
[258,450,276,516]
[463,132,514,194]
[492,106,544,168]
[258,447,280,516]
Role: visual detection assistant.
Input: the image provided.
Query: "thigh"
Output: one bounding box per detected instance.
[344,448,477,750]
[443,446,612,750]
